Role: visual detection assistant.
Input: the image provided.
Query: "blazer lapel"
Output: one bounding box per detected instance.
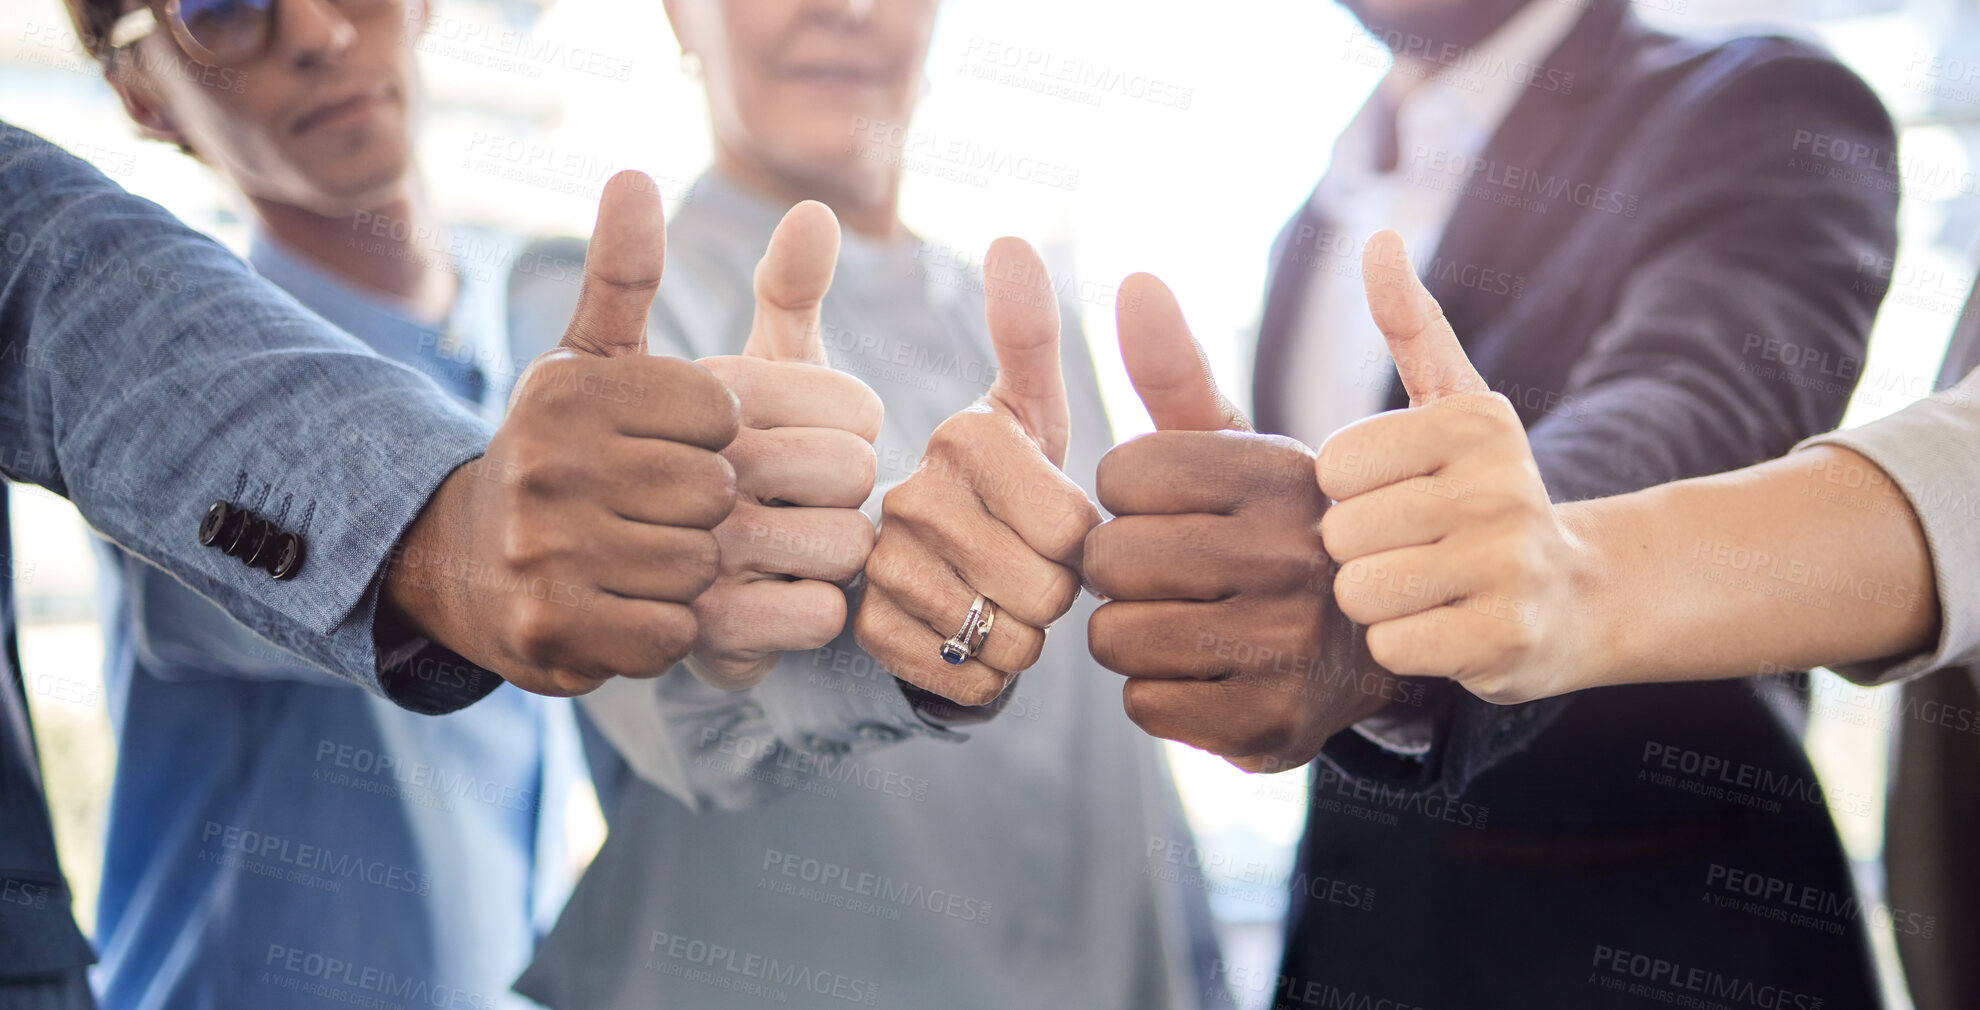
[1390,0,1639,409]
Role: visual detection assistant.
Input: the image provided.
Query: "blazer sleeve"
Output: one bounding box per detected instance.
[1319,47,1901,795]
[1800,367,1980,684]
[0,123,500,714]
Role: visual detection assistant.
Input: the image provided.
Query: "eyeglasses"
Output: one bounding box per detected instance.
[106,0,395,67]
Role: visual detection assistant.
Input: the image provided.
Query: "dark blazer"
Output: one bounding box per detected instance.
[1881,290,1980,1010]
[0,491,95,977]
[1259,3,1900,1006]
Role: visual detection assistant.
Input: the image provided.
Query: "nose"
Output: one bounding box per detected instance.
[806,0,873,25]
[272,0,358,69]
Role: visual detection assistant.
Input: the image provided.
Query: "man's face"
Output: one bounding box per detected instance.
[672,0,938,203]
[1339,0,1534,53]
[124,0,423,214]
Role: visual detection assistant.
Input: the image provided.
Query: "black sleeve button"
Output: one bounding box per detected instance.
[241,518,282,569]
[202,496,306,582]
[225,515,271,561]
[197,501,234,547]
[201,501,246,550]
[265,532,306,580]
[218,511,257,557]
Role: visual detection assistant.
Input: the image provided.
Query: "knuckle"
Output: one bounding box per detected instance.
[1000,632,1045,674]
[544,668,597,698]
[1504,536,1550,585]
[686,461,739,527]
[833,514,878,575]
[850,602,884,655]
[1093,445,1131,507]
[1470,483,1526,520]
[862,539,911,592]
[523,354,579,404]
[1027,567,1081,625]
[925,415,971,458]
[683,532,722,590]
[1476,391,1520,421]
[849,383,886,443]
[1049,493,1103,558]
[667,531,721,596]
[1081,523,1118,588]
[1260,433,1318,465]
[695,354,745,389]
[1313,437,1359,496]
[509,602,564,665]
[1237,535,1322,596]
[1505,628,1540,668]
[1317,503,1361,561]
[709,517,754,571]
[1233,718,1293,761]
[880,480,941,530]
[667,358,742,434]
[954,675,1007,708]
[705,450,739,497]
[853,441,879,499]
[499,517,554,570]
[1087,606,1121,672]
[1334,570,1378,625]
[1365,621,1409,674]
[650,603,700,667]
[1449,397,1510,439]
[799,591,849,649]
[691,651,771,691]
[649,353,706,384]
[1120,678,1157,732]
[1257,433,1319,472]
[506,432,568,489]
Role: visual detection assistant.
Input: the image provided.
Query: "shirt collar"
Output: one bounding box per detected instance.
[1330,0,1585,189]
[247,231,454,331]
[246,229,487,406]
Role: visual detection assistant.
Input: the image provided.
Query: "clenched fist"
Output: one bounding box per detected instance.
[853,238,1100,707]
[689,202,883,689]
[1084,274,1401,772]
[383,171,740,697]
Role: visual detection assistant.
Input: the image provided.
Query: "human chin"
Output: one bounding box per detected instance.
[285,133,413,212]
[771,141,889,203]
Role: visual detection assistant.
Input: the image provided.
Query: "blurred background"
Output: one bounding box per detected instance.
[4,0,1979,1006]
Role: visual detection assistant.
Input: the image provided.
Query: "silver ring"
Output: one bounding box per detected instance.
[939,594,996,665]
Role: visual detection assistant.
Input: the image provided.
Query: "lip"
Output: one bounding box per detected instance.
[291,84,392,135]
[778,63,896,89]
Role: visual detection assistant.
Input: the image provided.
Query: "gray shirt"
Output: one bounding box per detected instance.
[510,172,1216,1010]
[1800,367,1980,684]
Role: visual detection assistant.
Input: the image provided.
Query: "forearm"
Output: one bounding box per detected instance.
[0,124,498,709]
[1570,446,1938,685]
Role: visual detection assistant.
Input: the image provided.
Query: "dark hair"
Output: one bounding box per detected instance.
[63,0,129,61]
[63,0,203,157]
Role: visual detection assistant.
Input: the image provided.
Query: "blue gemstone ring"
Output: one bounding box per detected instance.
[939,594,995,665]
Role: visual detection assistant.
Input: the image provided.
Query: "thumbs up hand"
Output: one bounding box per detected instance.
[1084,273,1398,773]
[686,202,885,689]
[383,171,741,697]
[852,238,1100,708]
[1316,231,1590,705]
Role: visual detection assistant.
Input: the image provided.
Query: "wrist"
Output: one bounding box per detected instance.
[378,461,476,661]
[1555,498,1634,690]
